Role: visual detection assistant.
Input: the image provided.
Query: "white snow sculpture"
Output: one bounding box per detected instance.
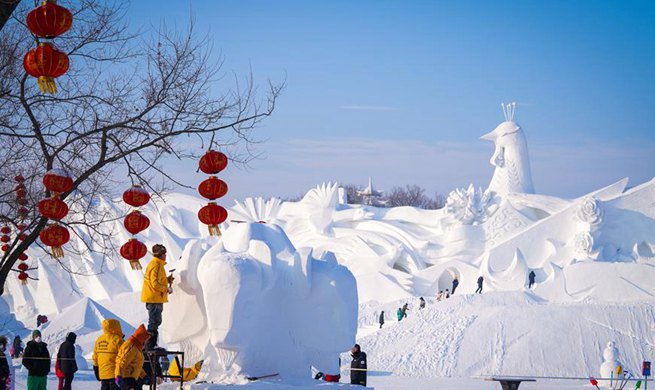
[444,184,498,226]
[576,197,604,227]
[161,222,358,380]
[481,102,535,195]
[600,341,622,388]
[229,197,283,224]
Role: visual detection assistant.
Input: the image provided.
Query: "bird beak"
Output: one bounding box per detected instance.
[480,129,497,141]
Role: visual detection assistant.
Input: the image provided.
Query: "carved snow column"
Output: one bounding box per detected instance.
[572,197,603,260]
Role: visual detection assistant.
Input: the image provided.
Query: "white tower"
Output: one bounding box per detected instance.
[480,102,535,195]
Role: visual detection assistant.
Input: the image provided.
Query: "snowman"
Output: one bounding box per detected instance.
[599,341,622,389]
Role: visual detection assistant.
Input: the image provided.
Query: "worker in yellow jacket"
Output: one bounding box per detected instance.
[140,244,173,350]
[169,359,203,382]
[115,324,150,390]
[92,319,124,390]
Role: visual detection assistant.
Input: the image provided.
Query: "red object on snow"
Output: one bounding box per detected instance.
[324,374,341,382]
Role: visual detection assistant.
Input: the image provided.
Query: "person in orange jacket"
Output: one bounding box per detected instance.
[141,244,173,350]
[115,325,150,390]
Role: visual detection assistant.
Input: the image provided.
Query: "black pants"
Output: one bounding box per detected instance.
[146,303,163,349]
[475,285,482,294]
[529,280,534,288]
[62,374,74,390]
[379,322,383,328]
[101,379,120,390]
[452,285,458,294]
[120,378,142,390]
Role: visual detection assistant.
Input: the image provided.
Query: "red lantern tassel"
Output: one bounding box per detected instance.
[208,224,221,236]
[51,245,64,258]
[129,260,142,270]
[21,279,28,286]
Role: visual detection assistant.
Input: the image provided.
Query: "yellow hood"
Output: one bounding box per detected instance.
[102,319,124,337]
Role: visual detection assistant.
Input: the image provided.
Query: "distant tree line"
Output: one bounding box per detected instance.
[282,183,445,209]
[342,184,445,209]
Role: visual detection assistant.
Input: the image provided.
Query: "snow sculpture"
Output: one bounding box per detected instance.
[229,197,283,224]
[161,222,358,381]
[576,197,604,226]
[444,184,498,226]
[600,341,622,388]
[481,102,535,195]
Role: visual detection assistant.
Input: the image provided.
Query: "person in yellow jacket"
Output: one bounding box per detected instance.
[141,244,173,350]
[92,319,124,390]
[168,359,203,382]
[115,324,150,390]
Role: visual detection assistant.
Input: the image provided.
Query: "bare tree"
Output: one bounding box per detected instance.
[0,1,282,295]
[340,184,364,205]
[383,185,444,209]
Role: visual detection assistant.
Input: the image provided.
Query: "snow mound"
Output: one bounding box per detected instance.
[41,297,135,364]
[356,291,655,378]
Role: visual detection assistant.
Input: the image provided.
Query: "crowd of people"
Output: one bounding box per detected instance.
[0,244,203,390]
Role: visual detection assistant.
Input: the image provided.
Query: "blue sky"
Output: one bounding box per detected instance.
[127,1,655,202]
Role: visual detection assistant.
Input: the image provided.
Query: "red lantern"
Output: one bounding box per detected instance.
[18,272,29,285]
[123,186,150,207]
[17,197,29,206]
[199,150,228,175]
[39,223,70,258]
[120,238,147,270]
[38,197,69,220]
[18,224,27,231]
[198,202,228,236]
[18,207,29,217]
[1,245,8,252]
[198,176,228,200]
[18,263,29,272]
[0,236,9,243]
[23,42,70,94]
[26,0,73,39]
[18,252,28,261]
[15,174,25,182]
[42,169,74,194]
[0,226,10,234]
[19,233,28,241]
[123,211,150,235]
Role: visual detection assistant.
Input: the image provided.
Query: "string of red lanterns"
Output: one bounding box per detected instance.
[38,169,73,259]
[10,174,32,284]
[120,185,151,270]
[197,150,229,236]
[23,1,73,94]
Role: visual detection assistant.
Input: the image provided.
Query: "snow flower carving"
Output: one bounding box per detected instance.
[576,197,603,227]
[574,231,594,255]
[445,184,498,225]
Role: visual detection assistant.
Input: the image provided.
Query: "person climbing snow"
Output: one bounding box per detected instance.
[436,290,444,301]
[0,336,9,390]
[93,319,125,390]
[396,307,403,321]
[56,332,78,390]
[528,270,536,289]
[451,276,459,295]
[476,276,484,294]
[419,297,426,309]
[378,311,384,329]
[22,330,50,390]
[401,302,409,318]
[115,324,150,390]
[141,244,173,350]
[350,344,367,386]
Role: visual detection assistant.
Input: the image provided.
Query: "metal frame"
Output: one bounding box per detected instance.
[146,349,185,390]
